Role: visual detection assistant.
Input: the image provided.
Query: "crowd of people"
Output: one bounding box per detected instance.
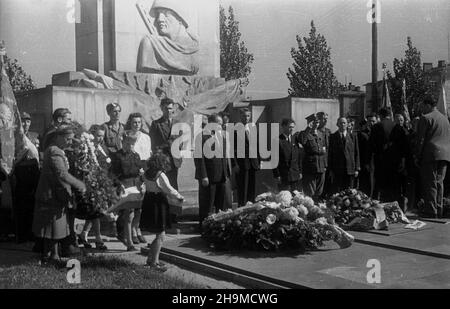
[4,98,184,271]
[270,95,450,220]
[3,93,449,271]
[194,94,450,226]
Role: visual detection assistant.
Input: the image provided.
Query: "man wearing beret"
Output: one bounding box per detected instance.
[102,103,126,156]
[297,113,327,201]
[42,108,72,150]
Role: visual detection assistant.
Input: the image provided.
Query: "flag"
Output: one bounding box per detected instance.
[0,41,25,176]
[401,79,411,122]
[437,78,447,117]
[381,74,393,118]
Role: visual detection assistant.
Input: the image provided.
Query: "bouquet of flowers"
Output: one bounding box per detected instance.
[326,189,409,231]
[67,124,118,220]
[201,191,354,252]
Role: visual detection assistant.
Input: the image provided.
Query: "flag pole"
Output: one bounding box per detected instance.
[371,0,378,112]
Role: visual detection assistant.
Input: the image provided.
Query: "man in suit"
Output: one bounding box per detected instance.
[234,108,260,206]
[328,117,360,192]
[150,98,184,224]
[357,118,372,196]
[12,112,41,243]
[369,107,396,201]
[390,114,410,211]
[414,96,450,218]
[195,114,232,228]
[297,114,327,201]
[149,97,182,190]
[273,118,302,191]
[317,112,331,197]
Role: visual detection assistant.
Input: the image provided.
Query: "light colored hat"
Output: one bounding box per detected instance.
[150,0,191,28]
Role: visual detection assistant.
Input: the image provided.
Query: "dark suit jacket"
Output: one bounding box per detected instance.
[329,131,360,175]
[297,128,327,174]
[415,109,450,164]
[357,129,371,167]
[273,134,302,182]
[149,117,182,169]
[194,133,230,183]
[369,119,396,159]
[234,123,260,171]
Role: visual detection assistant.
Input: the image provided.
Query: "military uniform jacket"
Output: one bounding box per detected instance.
[297,128,327,174]
[102,121,125,153]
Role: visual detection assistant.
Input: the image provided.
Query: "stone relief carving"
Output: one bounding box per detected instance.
[136,0,200,75]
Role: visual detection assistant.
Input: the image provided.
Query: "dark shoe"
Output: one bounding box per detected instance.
[40,256,61,266]
[137,235,147,244]
[132,236,140,245]
[95,242,107,251]
[127,246,138,252]
[78,236,92,249]
[61,244,81,257]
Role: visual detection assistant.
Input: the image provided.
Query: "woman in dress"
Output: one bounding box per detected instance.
[126,113,152,244]
[32,125,86,263]
[112,133,145,251]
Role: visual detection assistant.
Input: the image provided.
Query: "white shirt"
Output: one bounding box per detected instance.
[134,131,152,161]
[144,172,184,205]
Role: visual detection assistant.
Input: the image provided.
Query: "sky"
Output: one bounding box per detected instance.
[220,0,450,99]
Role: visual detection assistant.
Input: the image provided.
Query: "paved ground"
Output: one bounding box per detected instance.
[158,221,450,289]
[2,218,449,289]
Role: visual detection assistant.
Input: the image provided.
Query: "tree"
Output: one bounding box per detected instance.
[220,5,254,81]
[386,37,434,116]
[3,55,36,94]
[287,21,341,98]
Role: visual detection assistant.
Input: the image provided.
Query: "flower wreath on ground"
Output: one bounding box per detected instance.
[201,190,354,252]
[326,189,410,231]
[66,122,118,221]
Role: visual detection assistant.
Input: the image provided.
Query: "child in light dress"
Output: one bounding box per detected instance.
[140,152,184,271]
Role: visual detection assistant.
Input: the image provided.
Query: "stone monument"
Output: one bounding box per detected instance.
[13,0,247,215]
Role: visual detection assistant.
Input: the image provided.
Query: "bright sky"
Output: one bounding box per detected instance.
[220,0,450,99]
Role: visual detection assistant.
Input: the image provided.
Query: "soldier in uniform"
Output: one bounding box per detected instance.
[13,112,41,243]
[297,114,327,201]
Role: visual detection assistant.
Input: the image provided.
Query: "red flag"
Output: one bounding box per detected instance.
[0,41,24,176]
[401,79,411,122]
[381,73,393,118]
